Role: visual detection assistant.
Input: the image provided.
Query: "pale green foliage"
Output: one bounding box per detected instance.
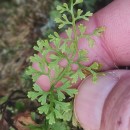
[26,0,105,125]
[55,0,93,29]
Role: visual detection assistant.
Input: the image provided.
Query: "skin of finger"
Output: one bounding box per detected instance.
[58,0,130,70]
[32,62,51,91]
[74,70,130,130]
[75,0,130,128]
[78,0,130,67]
[74,0,130,129]
[100,72,130,130]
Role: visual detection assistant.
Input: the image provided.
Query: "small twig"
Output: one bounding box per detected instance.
[0,90,28,130]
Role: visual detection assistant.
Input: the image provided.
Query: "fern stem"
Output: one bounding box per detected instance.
[49,85,55,112]
[71,0,78,55]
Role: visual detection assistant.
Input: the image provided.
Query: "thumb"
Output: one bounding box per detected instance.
[74,70,130,130]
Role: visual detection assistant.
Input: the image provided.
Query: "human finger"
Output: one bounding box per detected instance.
[74,70,130,130]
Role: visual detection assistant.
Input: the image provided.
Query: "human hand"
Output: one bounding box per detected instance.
[33,0,130,129]
[74,0,130,129]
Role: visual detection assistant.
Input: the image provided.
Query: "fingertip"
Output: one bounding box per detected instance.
[36,75,51,91]
[74,71,120,130]
[32,62,51,91]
